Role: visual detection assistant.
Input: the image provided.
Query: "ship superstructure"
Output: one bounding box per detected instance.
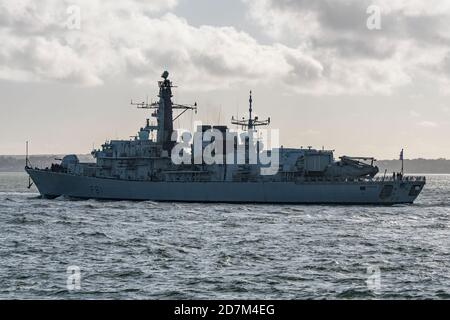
[26,71,425,204]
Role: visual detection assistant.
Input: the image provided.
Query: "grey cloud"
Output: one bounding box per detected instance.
[0,1,324,91]
[2,0,449,95]
[244,0,450,93]
[249,0,450,57]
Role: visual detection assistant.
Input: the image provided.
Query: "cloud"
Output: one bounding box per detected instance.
[0,0,326,91]
[1,0,449,95]
[0,0,179,86]
[409,110,420,117]
[418,120,438,127]
[243,0,450,94]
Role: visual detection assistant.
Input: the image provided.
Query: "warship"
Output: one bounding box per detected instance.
[26,71,425,204]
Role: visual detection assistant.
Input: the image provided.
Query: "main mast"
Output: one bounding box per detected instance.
[131,71,197,152]
[158,71,175,151]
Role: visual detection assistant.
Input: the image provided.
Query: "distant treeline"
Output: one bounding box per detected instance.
[0,155,94,172]
[376,159,450,174]
[0,155,449,173]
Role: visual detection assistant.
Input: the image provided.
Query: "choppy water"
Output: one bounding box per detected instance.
[0,172,449,299]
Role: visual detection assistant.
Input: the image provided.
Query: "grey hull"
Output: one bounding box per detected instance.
[26,168,425,205]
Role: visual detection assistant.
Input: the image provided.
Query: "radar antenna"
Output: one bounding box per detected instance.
[130,100,198,121]
[231,91,270,130]
[172,102,197,121]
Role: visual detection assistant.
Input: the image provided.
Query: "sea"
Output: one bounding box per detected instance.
[0,172,449,299]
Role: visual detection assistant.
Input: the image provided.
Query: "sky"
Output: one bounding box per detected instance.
[0,0,449,159]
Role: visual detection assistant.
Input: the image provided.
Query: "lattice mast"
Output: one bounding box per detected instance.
[231,91,270,130]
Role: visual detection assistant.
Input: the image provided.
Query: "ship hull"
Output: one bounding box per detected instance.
[26,168,425,205]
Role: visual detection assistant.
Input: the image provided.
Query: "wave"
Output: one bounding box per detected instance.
[76,231,110,238]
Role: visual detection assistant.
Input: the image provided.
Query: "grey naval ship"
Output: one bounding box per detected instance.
[26,71,425,204]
